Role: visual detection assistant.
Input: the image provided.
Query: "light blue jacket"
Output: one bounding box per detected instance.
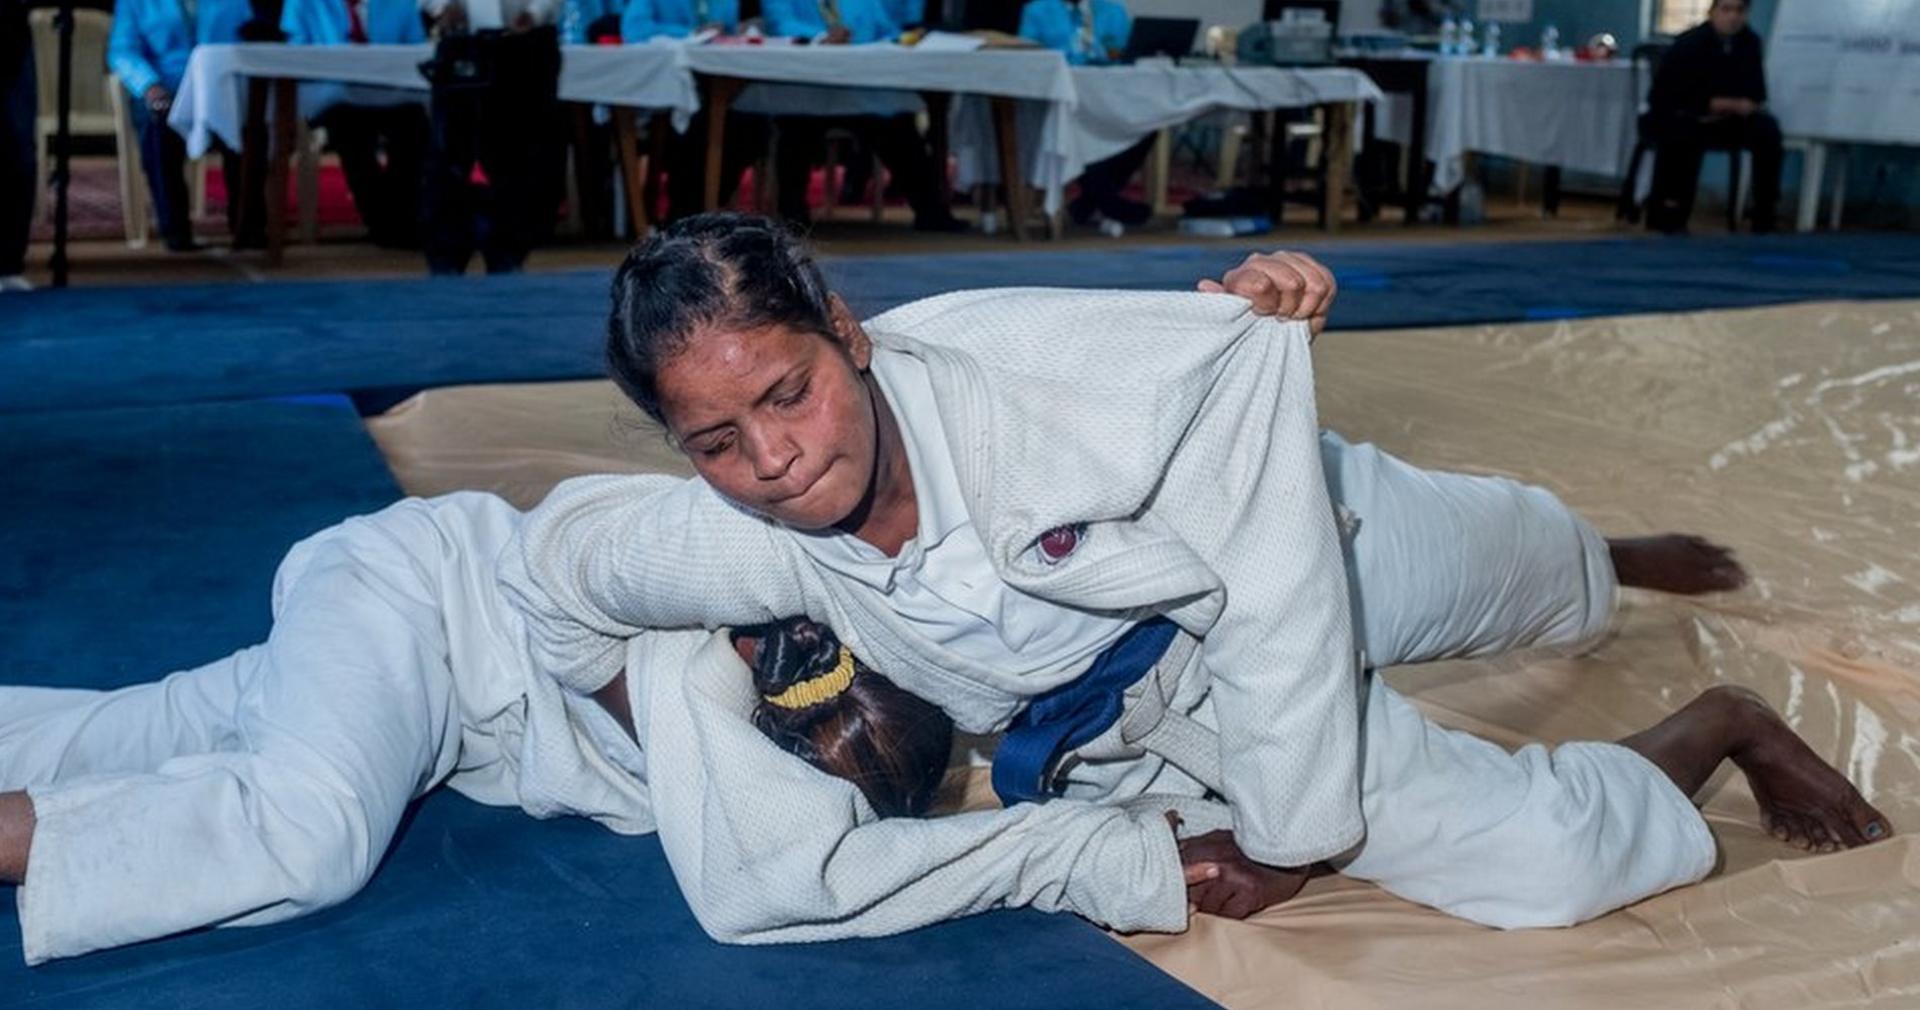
[280,0,426,45]
[620,0,737,41]
[108,0,253,98]
[881,0,920,28]
[1018,0,1129,65]
[761,0,896,43]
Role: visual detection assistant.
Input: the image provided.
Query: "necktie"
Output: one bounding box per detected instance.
[818,0,841,31]
[345,0,369,43]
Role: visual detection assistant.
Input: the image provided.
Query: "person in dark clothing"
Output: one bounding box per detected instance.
[1645,0,1781,234]
[419,6,567,275]
[1,0,35,287]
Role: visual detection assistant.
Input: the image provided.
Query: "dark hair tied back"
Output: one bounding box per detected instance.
[737,616,955,818]
[607,213,837,425]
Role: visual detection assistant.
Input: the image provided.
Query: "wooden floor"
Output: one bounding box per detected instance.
[17,182,1640,289]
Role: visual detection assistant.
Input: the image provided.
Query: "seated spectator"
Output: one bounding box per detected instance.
[756,0,965,231]
[1645,0,1780,234]
[281,0,431,247]
[619,0,764,221]
[108,0,269,250]
[1019,0,1152,228]
[620,0,731,40]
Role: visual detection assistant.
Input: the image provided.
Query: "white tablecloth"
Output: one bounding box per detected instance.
[951,63,1380,215]
[169,42,698,157]
[1371,56,1641,193]
[683,44,1080,212]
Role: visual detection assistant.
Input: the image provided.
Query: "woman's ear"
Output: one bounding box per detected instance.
[827,294,873,371]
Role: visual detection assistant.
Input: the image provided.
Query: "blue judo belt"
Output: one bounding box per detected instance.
[991,617,1179,806]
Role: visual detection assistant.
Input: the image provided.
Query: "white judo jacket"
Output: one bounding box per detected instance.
[502,288,1364,868]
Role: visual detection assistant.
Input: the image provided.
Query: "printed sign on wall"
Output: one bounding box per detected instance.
[1768,0,1920,144]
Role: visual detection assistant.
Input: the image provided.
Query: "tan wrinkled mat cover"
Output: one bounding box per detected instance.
[366,300,1920,1008]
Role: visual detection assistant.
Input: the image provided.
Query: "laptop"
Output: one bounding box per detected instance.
[1123,17,1201,62]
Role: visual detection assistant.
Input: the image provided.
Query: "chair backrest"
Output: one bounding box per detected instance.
[28,9,117,126]
[1629,36,1675,117]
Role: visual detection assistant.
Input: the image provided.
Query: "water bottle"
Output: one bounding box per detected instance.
[1458,17,1475,57]
[1439,15,1458,56]
[1483,21,1500,57]
[560,0,584,44]
[1541,23,1560,60]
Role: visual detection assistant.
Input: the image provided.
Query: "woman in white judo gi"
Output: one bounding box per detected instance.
[500,213,1891,931]
[0,491,1221,965]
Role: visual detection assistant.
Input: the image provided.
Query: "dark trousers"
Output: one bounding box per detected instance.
[1071,134,1155,217]
[128,99,265,247]
[774,114,950,226]
[422,28,565,275]
[1,7,34,275]
[1649,111,1783,232]
[664,109,767,223]
[316,101,428,247]
[128,98,193,245]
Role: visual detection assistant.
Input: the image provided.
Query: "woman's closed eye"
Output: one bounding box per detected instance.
[775,380,811,411]
[695,435,735,459]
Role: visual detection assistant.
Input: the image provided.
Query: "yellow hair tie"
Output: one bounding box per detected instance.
[762,645,857,710]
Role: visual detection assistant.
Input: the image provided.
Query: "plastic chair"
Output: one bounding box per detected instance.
[28,10,118,221]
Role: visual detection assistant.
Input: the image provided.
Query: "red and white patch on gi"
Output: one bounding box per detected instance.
[1036,524,1086,565]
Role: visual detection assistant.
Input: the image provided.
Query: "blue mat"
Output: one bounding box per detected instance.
[0,396,1220,1010]
[4,232,1918,414]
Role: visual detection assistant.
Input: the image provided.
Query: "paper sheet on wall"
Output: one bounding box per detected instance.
[1767,0,1920,144]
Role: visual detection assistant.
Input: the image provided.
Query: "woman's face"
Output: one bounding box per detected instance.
[654,302,878,531]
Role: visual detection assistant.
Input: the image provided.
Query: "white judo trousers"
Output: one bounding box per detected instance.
[1321,433,1715,928]
[0,494,564,965]
[0,442,1712,965]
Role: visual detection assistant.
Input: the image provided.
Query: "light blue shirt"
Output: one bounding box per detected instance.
[620,0,737,41]
[280,0,426,45]
[1017,0,1129,65]
[761,0,898,43]
[108,0,253,98]
[880,0,920,28]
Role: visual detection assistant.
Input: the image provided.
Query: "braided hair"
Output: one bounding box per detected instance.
[737,617,955,818]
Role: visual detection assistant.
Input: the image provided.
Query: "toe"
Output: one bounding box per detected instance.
[1844,795,1894,846]
[1803,819,1833,852]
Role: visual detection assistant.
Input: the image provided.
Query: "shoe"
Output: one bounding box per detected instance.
[1067,195,1098,227]
[0,275,32,292]
[164,235,203,253]
[911,211,970,233]
[1097,197,1153,227]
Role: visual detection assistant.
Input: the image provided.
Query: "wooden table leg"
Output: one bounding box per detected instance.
[1320,102,1354,234]
[922,91,951,207]
[990,97,1029,242]
[238,77,269,249]
[701,75,743,212]
[646,112,670,225]
[265,78,297,266]
[613,106,650,237]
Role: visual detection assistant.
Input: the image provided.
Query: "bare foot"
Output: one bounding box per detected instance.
[1714,687,1893,852]
[1608,534,1748,595]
